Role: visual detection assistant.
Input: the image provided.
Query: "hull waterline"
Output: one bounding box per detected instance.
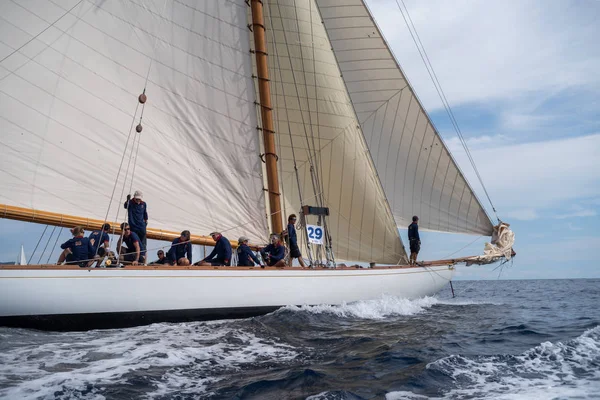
[0,265,454,331]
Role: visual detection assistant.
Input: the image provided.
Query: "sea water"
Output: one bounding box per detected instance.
[0,279,598,399]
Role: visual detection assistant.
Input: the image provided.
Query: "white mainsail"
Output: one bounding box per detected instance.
[259,0,406,264]
[0,0,268,242]
[316,0,494,236]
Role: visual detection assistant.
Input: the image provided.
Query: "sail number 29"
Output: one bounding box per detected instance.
[306,225,324,245]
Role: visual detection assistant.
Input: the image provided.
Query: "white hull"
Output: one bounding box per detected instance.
[0,266,454,330]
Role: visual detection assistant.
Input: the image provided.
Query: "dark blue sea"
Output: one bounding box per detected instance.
[0,279,599,399]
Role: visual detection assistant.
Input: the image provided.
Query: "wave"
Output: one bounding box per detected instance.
[278,295,440,319]
[386,325,600,399]
[0,321,300,399]
[276,295,500,320]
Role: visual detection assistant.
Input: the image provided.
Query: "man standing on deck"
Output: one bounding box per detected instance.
[408,216,420,265]
[284,214,306,268]
[124,190,148,263]
[167,230,192,266]
[195,232,232,266]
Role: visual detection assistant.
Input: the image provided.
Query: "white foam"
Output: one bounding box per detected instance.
[386,326,600,399]
[281,294,441,319]
[0,321,300,399]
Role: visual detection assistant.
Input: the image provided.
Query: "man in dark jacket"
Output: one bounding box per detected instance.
[237,236,262,267]
[167,230,192,266]
[195,232,232,266]
[124,190,148,260]
[408,215,420,265]
[150,250,170,265]
[284,214,306,267]
[117,222,145,266]
[260,234,286,267]
[57,226,94,268]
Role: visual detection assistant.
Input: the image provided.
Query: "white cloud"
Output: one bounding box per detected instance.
[554,208,598,219]
[365,0,600,111]
[504,209,539,221]
[448,133,600,216]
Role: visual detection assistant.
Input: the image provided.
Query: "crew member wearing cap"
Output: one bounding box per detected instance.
[88,223,111,267]
[124,190,148,262]
[260,234,286,267]
[57,226,95,268]
[284,214,306,267]
[117,222,145,266]
[195,232,232,266]
[408,215,420,265]
[166,230,192,266]
[236,236,261,267]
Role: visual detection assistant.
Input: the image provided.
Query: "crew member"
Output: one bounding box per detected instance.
[167,230,192,266]
[260,234,286,267]
[408,215,420,265]
[195,232,232,266]
[237,236,261,267]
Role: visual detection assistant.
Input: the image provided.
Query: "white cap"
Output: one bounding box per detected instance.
[133,190,143,200]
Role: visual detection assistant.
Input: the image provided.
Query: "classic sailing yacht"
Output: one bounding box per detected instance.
[0,0,513,330]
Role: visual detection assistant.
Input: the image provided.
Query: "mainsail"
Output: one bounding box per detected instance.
[0,1,268,243]
[258,0,406,263]
[316,0,494,236]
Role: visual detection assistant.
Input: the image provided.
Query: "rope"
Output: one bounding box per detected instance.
[393,0,499,220]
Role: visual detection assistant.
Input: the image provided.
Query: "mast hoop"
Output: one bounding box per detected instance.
[260,152,279,163]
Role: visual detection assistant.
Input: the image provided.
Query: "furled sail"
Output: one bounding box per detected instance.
[0,1,268,242]
[257,0,407,263]
[316,0,494,236]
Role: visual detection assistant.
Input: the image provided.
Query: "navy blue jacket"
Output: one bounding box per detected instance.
[167,237,192,263]
[124,199,148,233]
[89,230,110,253]
[204,236,232,264]
[61,236,94,262]
[237,243,260,266]
[123,231,145,253]
[408,222,420,241]
[287,223,298,246]
[261,243,285,264]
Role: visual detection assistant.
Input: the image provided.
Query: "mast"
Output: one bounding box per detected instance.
[250,0,283,235]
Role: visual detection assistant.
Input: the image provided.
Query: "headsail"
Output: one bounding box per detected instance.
[316,0,494,236]
[257,0,407,263]
[0,1,268,242]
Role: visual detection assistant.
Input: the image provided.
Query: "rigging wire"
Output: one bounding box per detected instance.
[29,225,49,264]
[393,0,499,219]
[37,225,57,264]
[0,0,85,65]
[46,226,64,264]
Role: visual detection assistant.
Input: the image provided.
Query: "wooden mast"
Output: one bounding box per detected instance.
[250,0,283,235]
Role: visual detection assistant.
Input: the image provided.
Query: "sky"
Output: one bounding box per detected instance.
[1,0,598,280]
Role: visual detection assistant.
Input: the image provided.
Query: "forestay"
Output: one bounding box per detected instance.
[0,1,269,242]
[257,0,407,264]
[316,0,494,236]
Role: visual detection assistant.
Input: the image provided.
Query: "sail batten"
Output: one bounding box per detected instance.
[316,0,494,236]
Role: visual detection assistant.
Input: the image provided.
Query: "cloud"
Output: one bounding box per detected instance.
[365,0,600,111]
[447,133,600,216]
[504,209,539,221]
[554,208,598,219]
